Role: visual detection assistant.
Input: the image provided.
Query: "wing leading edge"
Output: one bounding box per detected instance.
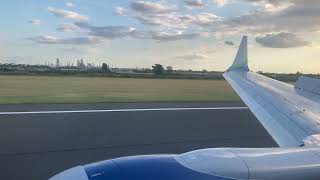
[223,36,320,147]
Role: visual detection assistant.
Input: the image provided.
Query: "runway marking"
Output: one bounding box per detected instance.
[0,107,248,115]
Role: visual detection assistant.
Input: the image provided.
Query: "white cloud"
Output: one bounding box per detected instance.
[131,10,221,30]
[28,35,60,44]
[152,31,199,42]
[65,2,75,7]
[180,13,221,27]
[48,7,88,21]
[212,0,228,7]
[56,23,80,32]
[28,19,43,25]
[115,6,126,16]
[125,0,222,30]
[27,35,103,45]
[63,47,99,54]
[126,1,184,28]
[264,2,292,12]
[246,0,293,12]
[176,53,208,60]
[135,13,186,28]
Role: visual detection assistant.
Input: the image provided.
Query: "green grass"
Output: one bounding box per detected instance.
[0,75,240,104]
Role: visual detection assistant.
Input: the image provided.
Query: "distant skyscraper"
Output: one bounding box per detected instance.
[56,58,60,67]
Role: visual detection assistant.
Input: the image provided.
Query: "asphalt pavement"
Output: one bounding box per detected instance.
[0,102,276,180]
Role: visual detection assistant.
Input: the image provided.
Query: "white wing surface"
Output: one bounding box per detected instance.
[223,36,320,147]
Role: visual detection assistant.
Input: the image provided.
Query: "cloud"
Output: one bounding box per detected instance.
[264,2,293,12]
[152,32,199,42]
[28,19,43,25]
[128,1,181,28]
[26,22,152,45]
[65,2,75,7]
[27,35,103,45]
[40,0,320,45]
[63,47,99,54]
[56,23,80,32]
[126,1,185,28]
[212,0,228,7]
[242,0,293,12]
[225,40,234,46]
[245,0,288,5]
[48,7,88,21]
[129,28,151,39]
[63,47,83,53]
[184,0,205,8]
[180,13,221,27]
[255,32,310,48]
[119,0,316,39]
[176,53,208,60]
[130,1,176,14]
[133,11,220,29]
[46,1,320,45]
[135,13,185,28]
[126,1,221,29]
[89,26,135,39]
[127,1,222,29]
[115,6,126,16]
[223,0,320,34]
[75,22,143,39]
[75,22,198,42]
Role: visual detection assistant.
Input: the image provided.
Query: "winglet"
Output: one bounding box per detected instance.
[227,36,249,71]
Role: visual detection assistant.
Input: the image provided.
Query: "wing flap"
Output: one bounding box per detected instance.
[295,76,320,95]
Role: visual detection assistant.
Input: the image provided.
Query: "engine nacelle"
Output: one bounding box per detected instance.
[50,148,320,180]
[176,148,320,180]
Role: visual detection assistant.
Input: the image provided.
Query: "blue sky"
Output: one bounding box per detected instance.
[1,0,320,73]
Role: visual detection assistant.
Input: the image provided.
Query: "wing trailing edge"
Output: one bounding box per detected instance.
[295,76,320,95]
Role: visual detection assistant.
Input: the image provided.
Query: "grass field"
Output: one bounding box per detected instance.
[0,75,240,104]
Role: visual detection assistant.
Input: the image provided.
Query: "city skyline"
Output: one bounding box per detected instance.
[1,0,320,73]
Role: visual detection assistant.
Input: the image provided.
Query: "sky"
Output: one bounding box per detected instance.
[0,0,320,73]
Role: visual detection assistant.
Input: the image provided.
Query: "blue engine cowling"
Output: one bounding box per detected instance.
[50,147,320,180]
[50,155,234,180]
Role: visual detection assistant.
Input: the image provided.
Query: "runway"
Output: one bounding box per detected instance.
[0,102,276,180]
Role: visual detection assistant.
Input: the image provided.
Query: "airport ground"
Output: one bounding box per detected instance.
[0,102,276,180]
[0,75,239,104]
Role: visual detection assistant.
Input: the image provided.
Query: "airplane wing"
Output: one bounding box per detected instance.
[223,36,320,147]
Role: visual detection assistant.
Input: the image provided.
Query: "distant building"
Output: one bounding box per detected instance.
[56,58,60,68]
[111,68,134,74]
[87,63,95,69]
[77,59,85,69]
